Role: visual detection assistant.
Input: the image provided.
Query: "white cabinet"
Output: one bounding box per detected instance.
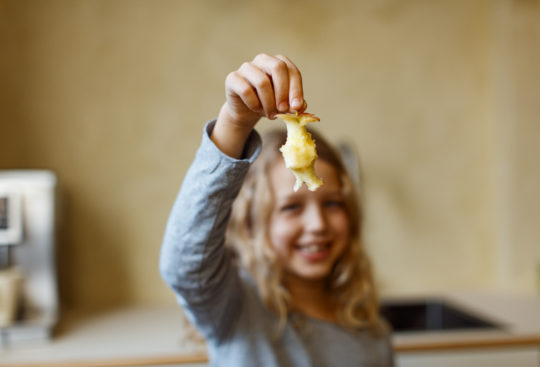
[397,347,539,367]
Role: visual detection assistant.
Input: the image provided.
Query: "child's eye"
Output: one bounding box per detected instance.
[281,203,301,212]
[325,200,344,208]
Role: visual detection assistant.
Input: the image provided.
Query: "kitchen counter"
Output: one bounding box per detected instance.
[1,291,540,366]
[0,306,207,367]
[385,291,540,352]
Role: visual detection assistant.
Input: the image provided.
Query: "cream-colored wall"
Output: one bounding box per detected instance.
[0,0,538,312]
[490,0,540,293]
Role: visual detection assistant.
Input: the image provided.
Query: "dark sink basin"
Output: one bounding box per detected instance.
[380,298,502,333]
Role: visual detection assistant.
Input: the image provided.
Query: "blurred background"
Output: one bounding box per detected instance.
[0,0,539,317]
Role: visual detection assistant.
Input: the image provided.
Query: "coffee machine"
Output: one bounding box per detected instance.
[0,170,59,346]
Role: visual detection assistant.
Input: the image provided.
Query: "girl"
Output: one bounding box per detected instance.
[160,54,394,366]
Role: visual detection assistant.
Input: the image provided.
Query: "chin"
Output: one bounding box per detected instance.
[296,267,333,281]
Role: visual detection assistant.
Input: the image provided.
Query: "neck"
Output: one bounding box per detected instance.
[284,274,336,322]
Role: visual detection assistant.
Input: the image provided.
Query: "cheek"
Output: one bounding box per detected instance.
[331,211,351,241]
[268,215,299,254]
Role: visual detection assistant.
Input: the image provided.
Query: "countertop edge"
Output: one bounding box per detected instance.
[394,334,540,353]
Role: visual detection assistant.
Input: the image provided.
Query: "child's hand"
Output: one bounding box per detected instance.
[223,53,305,126]
[213,54,306,158]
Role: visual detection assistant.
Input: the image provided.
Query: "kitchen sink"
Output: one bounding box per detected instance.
[380,298,502,333]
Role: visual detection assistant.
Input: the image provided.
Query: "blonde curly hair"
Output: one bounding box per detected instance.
[226,128,386,335]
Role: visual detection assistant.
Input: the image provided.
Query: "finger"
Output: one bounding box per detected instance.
[252,53,290,113]
[238,61,277,118]
[225,71,262,113]
[299,99,308,113]
[275,54,304,112]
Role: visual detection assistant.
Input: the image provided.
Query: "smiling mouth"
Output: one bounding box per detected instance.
[296,242,332,261]
[296,243,331,254]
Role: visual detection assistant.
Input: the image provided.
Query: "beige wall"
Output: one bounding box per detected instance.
[490,0,540,293]
[1,0,539,312]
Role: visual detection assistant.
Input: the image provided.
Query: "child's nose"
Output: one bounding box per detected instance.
[303,203,327,233]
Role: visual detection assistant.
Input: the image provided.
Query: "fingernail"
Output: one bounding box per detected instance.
[291,98,302,109]
[278,102,289,112]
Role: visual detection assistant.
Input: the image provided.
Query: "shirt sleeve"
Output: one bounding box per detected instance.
[159,120,261,343]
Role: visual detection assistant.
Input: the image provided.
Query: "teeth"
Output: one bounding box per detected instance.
[300,245,326,253]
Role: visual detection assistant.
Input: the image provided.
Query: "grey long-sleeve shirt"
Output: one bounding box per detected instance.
[160,121,394,367]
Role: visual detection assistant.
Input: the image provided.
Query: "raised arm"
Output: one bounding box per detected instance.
[160,121,260,342]
[160,54,305,342]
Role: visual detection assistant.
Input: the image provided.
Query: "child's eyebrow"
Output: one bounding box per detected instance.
[275,193,305,202]
[316,187,344,196]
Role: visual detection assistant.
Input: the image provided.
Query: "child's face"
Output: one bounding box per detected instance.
[268,158,350,282]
